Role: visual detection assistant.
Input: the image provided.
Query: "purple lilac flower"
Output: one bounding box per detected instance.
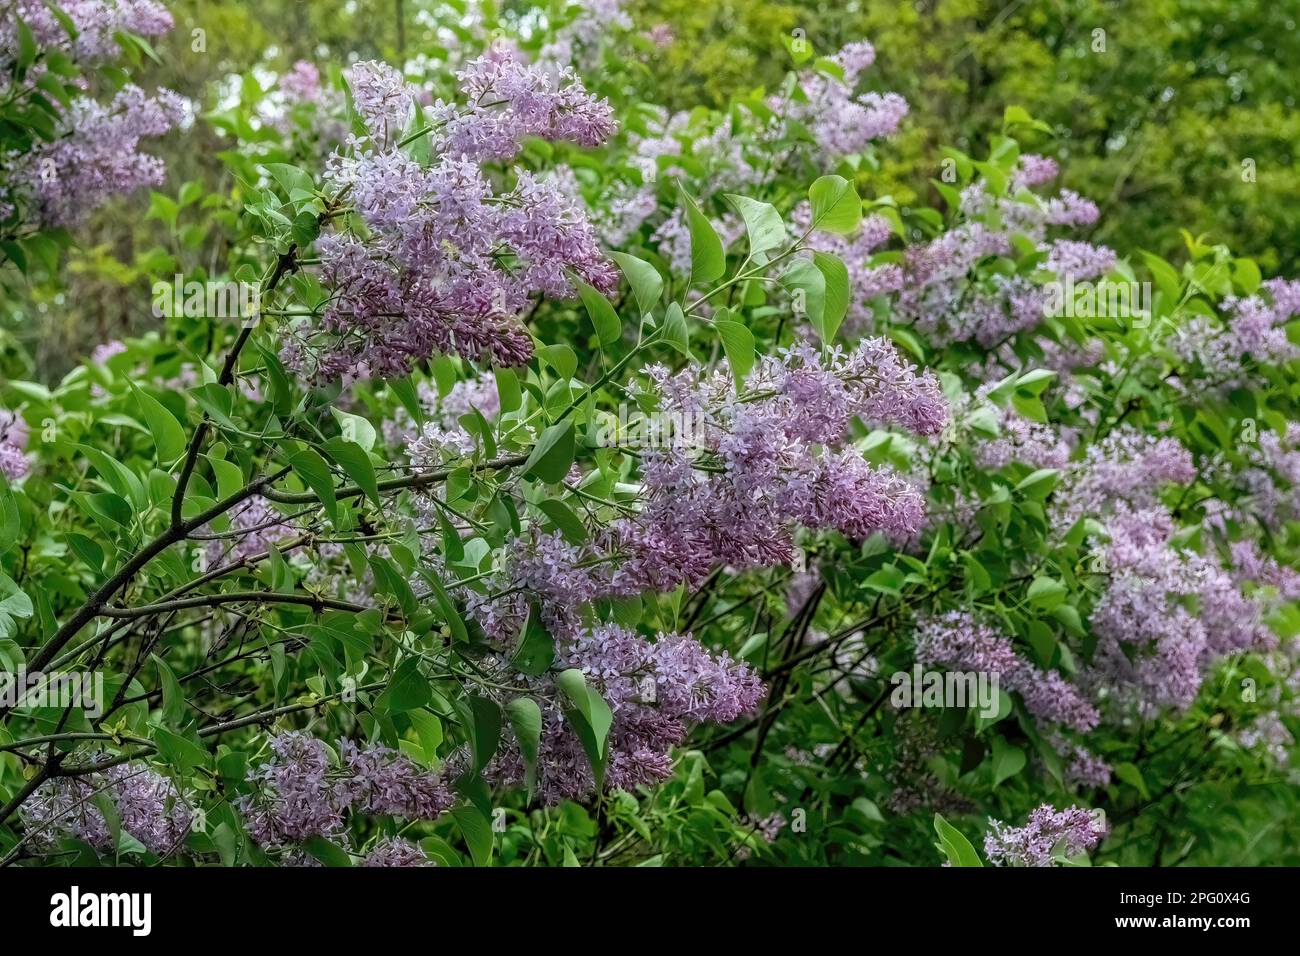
[5,85,186,228]
[22,763,191,856]
[0,409,30,480]
[91,339,128,363]
[1052,426,1196,530]
[1172,279,1300,392]
[337,739,456,819]
[239,732,455,849]
[913,611,1098,732]
[786,42,908,157]
[489,624,764,803]
[203,495,295,567]
[974,406,1073,471]
[281,60,324,104]
[361,836,434,867]
[1011,154,1059,190]
[1044,239,1117,281]
[984,804,1106,867]
[239,733,348,847]
[290,57,617,384]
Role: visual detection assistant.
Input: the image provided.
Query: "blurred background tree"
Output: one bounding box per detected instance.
[5,0,1299,379]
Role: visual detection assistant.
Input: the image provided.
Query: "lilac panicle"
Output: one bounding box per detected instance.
[984,804,1106,867]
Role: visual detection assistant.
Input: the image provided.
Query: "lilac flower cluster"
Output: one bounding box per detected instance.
[262,59,348,144]
[1,0,173,62]
[787,41,909,156]
[894,158,1112,346]
[0,409,30,480]
[4,85,186,229]
[974,405,1074,471]
[360,836,435,867]
[438,46,617,159]
[1010,154,1059,190]
[1087,515,1275,715]
[22,764,191,856]
[285,52,617,383]
[913,611,1099,733]
[551,39,908,260]
[538,0,633,72]
[238,732,455,849]
[489,623,765,802]
[1225,422,1300,532]
[1172,279,1300,392]
[440,339,946,641]
[983,804,1106,867]
[893,224,1026,346]
[1,2,182,229]
[281,61,325,104]
[1051,426,1196,530]
[1044,239,1117,281]
[610,341,941,586]
[203,495,295,567]
[392,373,502,465]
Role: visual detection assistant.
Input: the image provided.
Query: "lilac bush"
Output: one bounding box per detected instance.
[0,2,1297,872]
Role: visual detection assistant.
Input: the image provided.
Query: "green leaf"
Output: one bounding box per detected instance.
[285,445,337,522]
[1027,575,1068,609]
[713,313,755,381]
[462,694,502,772]
[1015,468,1061,499]
[65,532,104,573]
[933,813,983,867]
[610,252,663,316]
[1140,250,1182,305]
[681,188,725,282]
[421,568,468,643]
[537,497,588,543]
[660,301,691,356]
[780,258,826,329]
[379,657,431,714]
[555,669,614,792]
[578,279,622,347]
[990,737,1026,786]
[808,175,862,234]
[322,438,379,507]
[511,610,556,677]
[152,727,209,773]
[451,805,494,866]
[329,408,378,452]
[725,194,787,255]
[189,383,236,428]
[493,367,521,414]
[812,251,849,342]
[505,697,543,801]
[407,709,444,766]
[76,443,144,507]
[1015,368,1057,395]
[0,478,19,557]
[302,836,353,867]
[153,654,186,727]
[131,385,186,463]
[1114,761,1150,799]
[523,420,576,484]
